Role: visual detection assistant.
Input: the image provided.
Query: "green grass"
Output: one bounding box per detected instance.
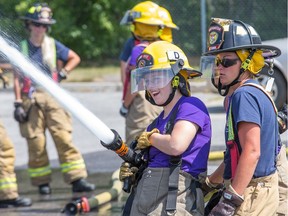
[66,65,120,82]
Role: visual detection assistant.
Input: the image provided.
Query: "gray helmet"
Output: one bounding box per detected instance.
[203,18,280,58]
[20,3,56,25]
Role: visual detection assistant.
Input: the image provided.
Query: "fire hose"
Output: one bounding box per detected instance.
[0,35,146,212]
[62,169,122,215]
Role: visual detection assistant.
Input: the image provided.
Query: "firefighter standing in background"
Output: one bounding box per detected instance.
[119,1,163,145]
[200,18,285,215]
[118,4,178,87]
[0,120,32,207]
[13,2,95,195]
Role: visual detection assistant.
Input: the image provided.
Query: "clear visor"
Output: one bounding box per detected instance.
[120,10,141,25]
[120,10,131,25]
[199,56,219,79]
[131,66,176,93]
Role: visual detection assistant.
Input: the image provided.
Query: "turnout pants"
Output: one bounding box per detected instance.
[276,144,288,216]
[225,172,279,216]
[129,167,204,216]
[0,120,18,200]
[19,90,87,186]
[125,92,162,146]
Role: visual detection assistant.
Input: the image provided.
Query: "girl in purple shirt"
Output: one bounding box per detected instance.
[120,41,211,216]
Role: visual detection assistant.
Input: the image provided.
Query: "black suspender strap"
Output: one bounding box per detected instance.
[166,155,182,215]
[165,103,182,215]
[148,101,183,215]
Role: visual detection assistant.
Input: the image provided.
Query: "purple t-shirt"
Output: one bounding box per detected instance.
[147,96,212,178]
[129,42,149,66]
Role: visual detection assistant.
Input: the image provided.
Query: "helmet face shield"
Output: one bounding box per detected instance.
[199,56,219,80]
[120,10,141,25]
[131,66,175,93]
[120,10,131,25]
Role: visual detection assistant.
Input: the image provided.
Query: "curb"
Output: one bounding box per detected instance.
[208,148,288,161]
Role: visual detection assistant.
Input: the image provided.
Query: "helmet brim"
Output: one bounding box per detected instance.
[203,44,281,59]
[165,23,179,30]
[20,16,56,25]
[184,67,202,78]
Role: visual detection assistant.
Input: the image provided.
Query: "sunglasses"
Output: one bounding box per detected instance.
[215,57,239,68]
[31,22,48,28]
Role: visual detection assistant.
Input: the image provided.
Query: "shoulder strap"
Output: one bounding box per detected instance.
[42,36,57,71]
[150,101,182,214]
[164,102,182,215]
[20,40,29,57]
[241,83,278,114]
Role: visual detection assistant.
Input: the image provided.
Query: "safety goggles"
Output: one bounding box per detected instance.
[215,57,239,68]
[31,22,48,28]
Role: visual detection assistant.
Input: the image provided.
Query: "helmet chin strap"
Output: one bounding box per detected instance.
[217,75,240,96]
[217,49,256,96]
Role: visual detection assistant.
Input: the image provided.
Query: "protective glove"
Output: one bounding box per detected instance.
[119,104,128,118]
[14,102,28,123]
[209,185,244,216]
[201,177,224,197]
[278,104,287,134]
[58,68,68,82]
[136,128,160,150]
[119,162,138,183]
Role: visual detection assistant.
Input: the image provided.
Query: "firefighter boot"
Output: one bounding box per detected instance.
[38,184,52,195]
[0,197,32,208]
[72,178,95,193]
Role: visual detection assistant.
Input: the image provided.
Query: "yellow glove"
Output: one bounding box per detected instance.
[136,128,160,150]
[119,162,138,182]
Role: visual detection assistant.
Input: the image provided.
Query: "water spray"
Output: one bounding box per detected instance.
[0,35,142,170]
[0,36,114,143]
[0,35,147,215]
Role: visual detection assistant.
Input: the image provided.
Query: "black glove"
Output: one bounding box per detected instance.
[119,104,128,118]
[209,186,244,216]
[58,68,68,82]
[278,104,287,134]
[14,102,28,123]
[201,177,224,197]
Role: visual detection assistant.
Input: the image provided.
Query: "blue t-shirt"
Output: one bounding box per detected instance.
[25,39,69,77]
[119,37,136,62]
[147,96,212,178]
[223,80,278,179]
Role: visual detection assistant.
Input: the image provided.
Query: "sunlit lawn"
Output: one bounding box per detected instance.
[66,65,120,82]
